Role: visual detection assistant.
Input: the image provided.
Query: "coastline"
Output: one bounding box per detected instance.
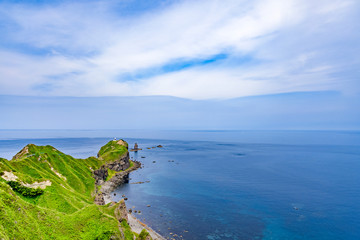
[99,141,166,240]
[0,139,167,239]
[105,165,167,240]
[127,213,166,240]
[104,192,166,240]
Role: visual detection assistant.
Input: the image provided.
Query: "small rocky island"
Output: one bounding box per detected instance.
[0,139,161,240]
[130,143,142,152]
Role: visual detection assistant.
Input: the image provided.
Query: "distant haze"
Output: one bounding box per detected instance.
[1,91,359,130]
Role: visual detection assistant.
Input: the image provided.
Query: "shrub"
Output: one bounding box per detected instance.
[6,181,44,197]
[136,229,151,240]
[95,230,114,240]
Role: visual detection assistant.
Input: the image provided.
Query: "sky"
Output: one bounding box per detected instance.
[0,0,359,130]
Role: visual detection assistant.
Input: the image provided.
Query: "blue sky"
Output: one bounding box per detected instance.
[0,0,359,129]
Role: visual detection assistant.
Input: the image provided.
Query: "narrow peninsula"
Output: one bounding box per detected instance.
[0,139,162,240]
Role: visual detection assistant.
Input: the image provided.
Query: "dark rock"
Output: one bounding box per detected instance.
[130,143,143,152]
[124,197,128,200]
[157,145,163,148]
[92,149,141,205]
[93,166,108,185]
[131,181,145,184]
[94,192,105,205]
[95,161,141,199]
[105,152,130,171]
[114,199,128,222]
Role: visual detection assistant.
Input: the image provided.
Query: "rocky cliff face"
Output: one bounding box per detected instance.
[106,152,130,171]
[93,149,140,205]
[94,192,106,205]
[95,160,140,205]
[115,199,128,222]
[0,142,137,239]
[101,161,139,193]
[93,166,108,185]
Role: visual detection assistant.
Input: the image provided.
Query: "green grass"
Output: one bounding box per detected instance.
[0,140,136,240]
[136,229,152,240]
[6,181,44,197]
[120,220,135,240]
[105,161,134,182]
[98,140,128,162]
[106,169,118,181]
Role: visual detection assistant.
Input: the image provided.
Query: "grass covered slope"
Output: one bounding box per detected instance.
[0,140,141,240]
[98,140,128,162]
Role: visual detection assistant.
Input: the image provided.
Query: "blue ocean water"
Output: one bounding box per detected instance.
[1,130,360,240]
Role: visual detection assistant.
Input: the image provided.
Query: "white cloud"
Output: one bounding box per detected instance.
[0,0,359,99]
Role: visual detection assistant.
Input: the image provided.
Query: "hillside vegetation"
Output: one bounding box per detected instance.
[0,140,144,240]
[98,140,128,162]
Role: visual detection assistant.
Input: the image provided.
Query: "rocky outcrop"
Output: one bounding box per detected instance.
[114,199,128,222]
[93,166,108,185]
[116,140,128,148]
[130,143,142,152]
[94,192,105,205]
[12,144,33,160]
[1,171,52,189]
[93,152,131,187]
[1,171,18,181]
[99,161,141,204]
[105,152,130,171]
[23,180,51,189]
[93,147,141,205]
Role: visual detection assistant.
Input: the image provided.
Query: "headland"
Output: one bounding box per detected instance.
[0,139,164,240]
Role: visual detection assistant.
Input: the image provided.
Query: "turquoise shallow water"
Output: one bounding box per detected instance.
[1,130,360,239]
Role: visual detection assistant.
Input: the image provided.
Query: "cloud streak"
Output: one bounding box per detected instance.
[0,0,359,99]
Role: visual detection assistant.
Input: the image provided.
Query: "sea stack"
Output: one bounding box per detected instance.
[130,143,142,152]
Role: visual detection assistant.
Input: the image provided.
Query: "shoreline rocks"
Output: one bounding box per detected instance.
[92,141,141,205]
[130,143,143,152]
[93,159,141,205]
[92,140,165,239]
[114,199,128,223]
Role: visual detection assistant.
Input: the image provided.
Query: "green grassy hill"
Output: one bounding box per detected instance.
[0,140,143,240]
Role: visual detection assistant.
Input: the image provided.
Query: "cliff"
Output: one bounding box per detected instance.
[93,140,141,205]
[0,139,149,240]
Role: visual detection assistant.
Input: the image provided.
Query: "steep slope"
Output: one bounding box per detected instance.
[0,140,146,240]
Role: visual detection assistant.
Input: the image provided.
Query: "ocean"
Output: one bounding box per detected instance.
[1,130,359,239]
